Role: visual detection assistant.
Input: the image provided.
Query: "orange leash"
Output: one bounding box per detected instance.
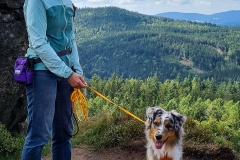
[87,86,146,124]
[70,89,88,121]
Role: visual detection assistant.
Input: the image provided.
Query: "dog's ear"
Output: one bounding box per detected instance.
[146,106,164,119]
[170,110,186,131]
[146,107,158,129]
[146,106,165,126]
[146,107,154,120]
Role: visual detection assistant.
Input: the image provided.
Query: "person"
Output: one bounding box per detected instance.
[21,0,87,160]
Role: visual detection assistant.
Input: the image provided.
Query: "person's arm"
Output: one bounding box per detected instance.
[69,33,87,88]
[71,37,83,76]
[25,0,73,78]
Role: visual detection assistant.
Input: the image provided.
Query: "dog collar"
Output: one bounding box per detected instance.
[160,153,172,160]
[160,156,172,160]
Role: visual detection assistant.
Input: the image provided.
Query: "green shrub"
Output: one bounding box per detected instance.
[0,123,24,159]
[230,129,240,152]
[73,112,144,148]
[184,118,214,143]
[214,136,232,148]
[100,118,144,147]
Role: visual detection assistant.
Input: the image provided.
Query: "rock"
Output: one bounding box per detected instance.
[0,0,28,132]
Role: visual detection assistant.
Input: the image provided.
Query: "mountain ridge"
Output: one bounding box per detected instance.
[155,10,240,26]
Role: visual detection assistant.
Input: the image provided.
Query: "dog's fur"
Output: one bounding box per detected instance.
[145,106,186,160]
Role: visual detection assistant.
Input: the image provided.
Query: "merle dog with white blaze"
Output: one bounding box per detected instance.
[145,106,186,160]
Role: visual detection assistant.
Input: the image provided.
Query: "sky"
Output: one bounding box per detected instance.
[72,0,240,15]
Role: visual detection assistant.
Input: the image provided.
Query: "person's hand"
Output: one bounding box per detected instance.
[68,73,87,88]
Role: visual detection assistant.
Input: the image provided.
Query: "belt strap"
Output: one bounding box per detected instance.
[34,48,72,64]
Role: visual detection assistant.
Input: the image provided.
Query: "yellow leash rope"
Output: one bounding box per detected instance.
[87,86,146,124]
[70,86,145,124]
[70,89,88,121]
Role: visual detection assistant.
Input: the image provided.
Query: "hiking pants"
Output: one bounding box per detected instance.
[21,70,73,160]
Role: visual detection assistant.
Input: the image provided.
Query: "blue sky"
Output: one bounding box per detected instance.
[72,0,240,15]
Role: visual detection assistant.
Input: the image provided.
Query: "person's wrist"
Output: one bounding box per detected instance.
[67,71,74,79]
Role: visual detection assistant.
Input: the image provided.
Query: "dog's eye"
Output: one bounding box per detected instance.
[154,118,161,125]
[165,124,173,129]
[164,120,173,129]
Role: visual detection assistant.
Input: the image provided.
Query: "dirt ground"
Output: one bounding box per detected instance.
[43,137,240,160]
[43,139,147,160]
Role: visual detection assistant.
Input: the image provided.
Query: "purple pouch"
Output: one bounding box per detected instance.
[14,57,34,84]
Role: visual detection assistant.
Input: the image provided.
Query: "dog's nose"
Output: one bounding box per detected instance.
[155,134,162,140]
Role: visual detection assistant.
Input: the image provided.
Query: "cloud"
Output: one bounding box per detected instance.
[194,1,211,5]
[87,0,101,2]
[74,0,132,3]
[74,0,193,5]
[104,0,146,4]
[119,0,135,4]
[155,0,193,5]
[72,0,110,3]
[88,0,111,3]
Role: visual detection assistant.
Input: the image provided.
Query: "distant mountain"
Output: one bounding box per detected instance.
[74,7,240,82]
[155,10,240,26]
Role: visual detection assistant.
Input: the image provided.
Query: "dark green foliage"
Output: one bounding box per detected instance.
[0,124,24,159]
[184,118,215,143]
[100,119,144,147]
[74,7,240,82]
[79,114,110,146]
[76,112,144,148]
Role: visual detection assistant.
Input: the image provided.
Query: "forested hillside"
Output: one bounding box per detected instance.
[74,7,240,82]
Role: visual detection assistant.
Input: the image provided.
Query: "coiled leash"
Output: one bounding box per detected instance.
[70,89,88,121]
[70,86,145,124]
[67,89,88,137]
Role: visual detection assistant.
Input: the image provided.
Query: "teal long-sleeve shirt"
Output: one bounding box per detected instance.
[23,0,83,78]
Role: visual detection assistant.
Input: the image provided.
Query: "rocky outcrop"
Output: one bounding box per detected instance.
[0,0,28,132]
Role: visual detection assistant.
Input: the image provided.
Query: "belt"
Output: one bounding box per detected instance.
[34,48,72,64]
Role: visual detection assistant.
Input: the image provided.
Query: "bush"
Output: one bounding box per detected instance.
[0,123,24,159]
[184,118,214,143]
[100,118,144,147]
[74,112,144,148]
[230,129,240,152]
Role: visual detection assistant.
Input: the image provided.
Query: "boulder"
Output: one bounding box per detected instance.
[0,0,28,132]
